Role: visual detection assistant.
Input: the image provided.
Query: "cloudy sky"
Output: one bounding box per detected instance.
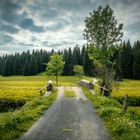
[0,0,140,55]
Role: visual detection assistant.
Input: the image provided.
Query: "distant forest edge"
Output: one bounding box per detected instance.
[0,40,140,80]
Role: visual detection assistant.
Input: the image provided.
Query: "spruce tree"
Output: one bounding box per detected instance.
[133,41,140,79]
[14,55,20,75]
[29,55,38,75]
[120,40,133,79]
[23,60,30,76]
[83,48,95,76]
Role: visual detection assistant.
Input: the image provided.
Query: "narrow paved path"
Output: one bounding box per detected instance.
[18,87,111,140]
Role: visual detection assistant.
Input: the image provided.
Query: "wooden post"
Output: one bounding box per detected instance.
[122,94,128,112]
[39,88,43,96]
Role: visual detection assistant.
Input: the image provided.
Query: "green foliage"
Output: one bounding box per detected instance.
[84,5,123,96]
[46,54,64,75]
[73,65,84,76]
[84,5,123,48]
[46,54,65,86]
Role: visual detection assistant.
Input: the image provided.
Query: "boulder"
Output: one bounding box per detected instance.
[78,79,94,89]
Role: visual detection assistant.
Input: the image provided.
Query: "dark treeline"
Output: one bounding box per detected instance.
[0,40,140,79]
[0,45,95,77]
[118,40,140,80]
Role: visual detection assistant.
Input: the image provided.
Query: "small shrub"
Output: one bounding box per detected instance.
[98,107,120,120]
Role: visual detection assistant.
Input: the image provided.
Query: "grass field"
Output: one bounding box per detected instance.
[112,79,140,97]
[0,76,77,101]
[0,75,92,101]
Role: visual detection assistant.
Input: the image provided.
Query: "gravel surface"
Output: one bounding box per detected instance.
[18,87,111,140]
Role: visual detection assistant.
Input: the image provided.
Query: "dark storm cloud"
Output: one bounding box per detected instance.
[0,0,20,23]
[19,18,45,32]
[1,24,19,33]
[0,0,45,33]
[0,35,13,45]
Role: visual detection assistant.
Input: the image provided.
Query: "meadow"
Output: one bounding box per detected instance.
[0,75,78,102]
[112,79,140,106]
[0,75,92,101]
[112,79,140,97]
[0,75,140,140]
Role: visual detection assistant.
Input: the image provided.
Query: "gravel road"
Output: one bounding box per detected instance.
[18,87,111,140]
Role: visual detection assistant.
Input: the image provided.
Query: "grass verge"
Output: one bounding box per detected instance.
[0,90,57,140]
[64,90,75,98]
[83,88,140,140]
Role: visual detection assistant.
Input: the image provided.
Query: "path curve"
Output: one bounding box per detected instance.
[18,87,111,140]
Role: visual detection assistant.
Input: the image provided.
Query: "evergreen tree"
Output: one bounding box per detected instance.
[120,40,133,79]
[114,45,122,81]
[83,48,95,76]
[133,41,140,79]
[2,58,10,76]
[63,48,73,75]
[0,58,4,75]
[63,49,69,75]
[81,45,85,64]
[29,55,38,75]
[23,60,30,76]
[14,55,21,75]
[72,45,81,65]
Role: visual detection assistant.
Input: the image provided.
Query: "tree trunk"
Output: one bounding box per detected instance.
[56,74,58,87]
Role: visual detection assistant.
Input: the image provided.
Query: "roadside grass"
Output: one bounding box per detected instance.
[64,90,75,98]
[0,90,57,140]
[83,87,140,140]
